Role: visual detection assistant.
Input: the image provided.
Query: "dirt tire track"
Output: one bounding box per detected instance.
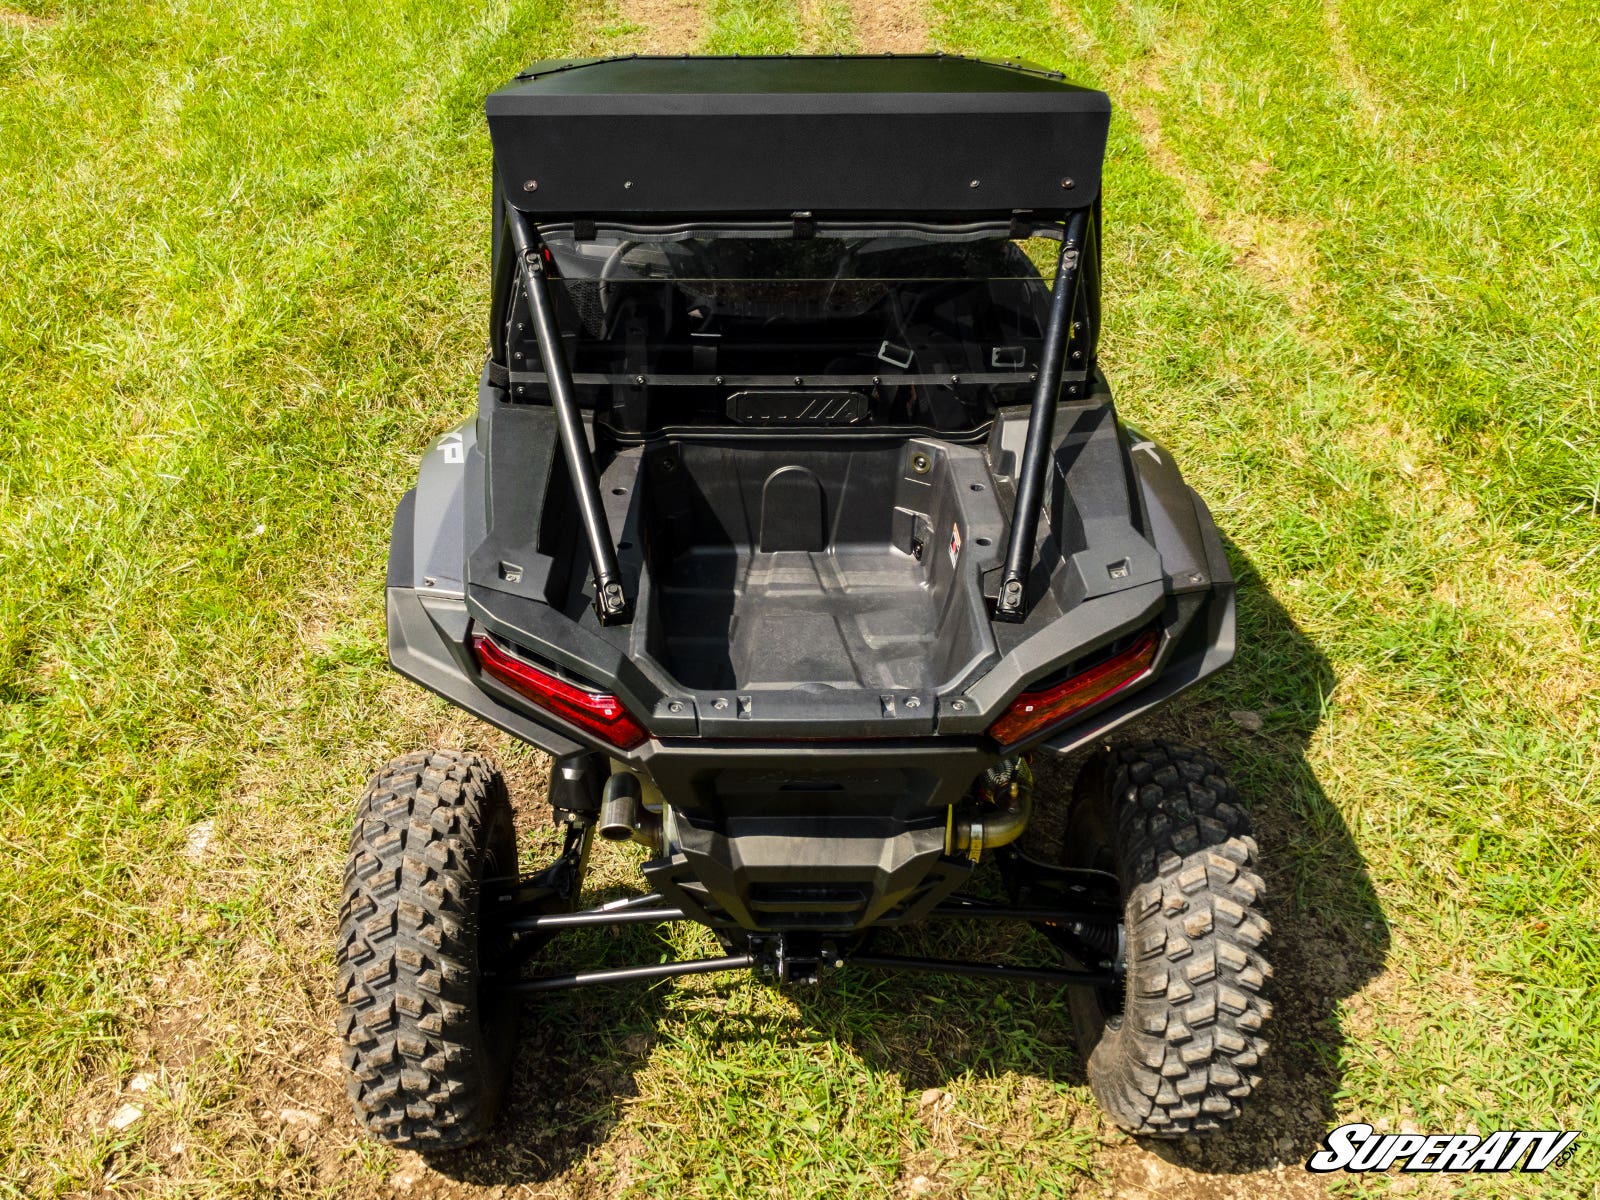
[850,0,927,54]
[615,0,706,54]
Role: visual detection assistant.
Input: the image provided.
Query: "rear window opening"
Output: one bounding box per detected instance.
[501,229,1079,437]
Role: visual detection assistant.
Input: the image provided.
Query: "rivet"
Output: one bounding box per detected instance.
[523,179,538,192]
[623,180,634,189]
[1061,177,1075,189]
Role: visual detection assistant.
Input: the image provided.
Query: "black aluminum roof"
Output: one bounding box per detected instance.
[486,55,1111,218]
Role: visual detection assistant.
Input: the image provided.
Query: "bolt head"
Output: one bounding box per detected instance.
[905,696,921,709]
[668,700,684,714]
[523,179,538,192]
[1061,177,1075,189]
[713,698,729,711]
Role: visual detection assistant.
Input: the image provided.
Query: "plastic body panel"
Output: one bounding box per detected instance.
[386,385,1234,762]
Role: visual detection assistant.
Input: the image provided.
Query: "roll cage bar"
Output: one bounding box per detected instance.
[495,204,1100,626]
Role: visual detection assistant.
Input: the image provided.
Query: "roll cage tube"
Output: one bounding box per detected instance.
[505,206,632,625]
[995,206,1092,623]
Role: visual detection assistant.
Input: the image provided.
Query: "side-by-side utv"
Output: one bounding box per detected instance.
[337,54,1271,1150]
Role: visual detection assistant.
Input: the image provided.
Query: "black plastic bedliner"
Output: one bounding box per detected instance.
[635,440,1005,694]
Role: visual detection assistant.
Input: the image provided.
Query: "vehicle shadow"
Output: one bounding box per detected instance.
[793,541,1390,1176]
[422,891,675,1187]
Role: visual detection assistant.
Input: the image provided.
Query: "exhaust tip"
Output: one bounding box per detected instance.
[599,772,646,842]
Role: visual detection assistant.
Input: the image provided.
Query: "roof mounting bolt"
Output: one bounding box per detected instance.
[713,697,729,711]
[910,452,931,475]
[950,374,960,384]
[713,375,724,385]
[905,696,921,709]
[951,699,967,712]
[668,701,684,714]
[422,576,437,587]
[523,179,538,192]
[623,180,634,189]
[1061,177,1075,189]
[635,374,646,386]
[969,179,980,188]
[794,375,804,385]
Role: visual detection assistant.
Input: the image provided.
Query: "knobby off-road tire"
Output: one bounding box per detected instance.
[337,750,517,1150]
[1066,741,1272,1136]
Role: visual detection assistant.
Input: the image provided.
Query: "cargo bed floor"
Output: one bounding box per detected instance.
[657,548,943,692]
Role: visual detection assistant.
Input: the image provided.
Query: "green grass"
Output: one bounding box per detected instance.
[2,0,1598,1195]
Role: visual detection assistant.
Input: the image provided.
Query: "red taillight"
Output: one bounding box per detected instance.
[471,634,647,751]
[987,630,1160,747]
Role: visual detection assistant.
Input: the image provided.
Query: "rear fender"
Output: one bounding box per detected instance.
[1121,424,1218,595]
[388,418,478,595]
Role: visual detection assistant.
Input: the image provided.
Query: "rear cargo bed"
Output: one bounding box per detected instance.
[634,440,1005,696]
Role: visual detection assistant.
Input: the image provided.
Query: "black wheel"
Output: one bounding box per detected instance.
[337,750,517,1150]
[1064,740,1272,1136]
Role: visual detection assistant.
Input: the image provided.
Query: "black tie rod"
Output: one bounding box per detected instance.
[505,208,631,625]
[994,207,1091,623]
[501,953,756,994]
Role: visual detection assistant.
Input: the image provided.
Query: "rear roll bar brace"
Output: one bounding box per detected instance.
[503,206,1096,628]
[506,207,632,625]
[995,206,1092,622]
